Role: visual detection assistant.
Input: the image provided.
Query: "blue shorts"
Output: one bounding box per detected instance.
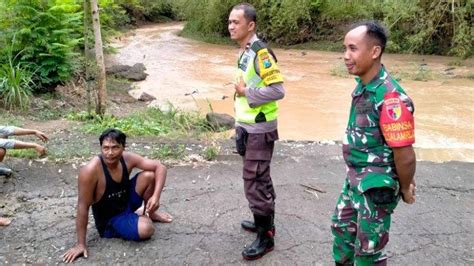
[102,173,143,241]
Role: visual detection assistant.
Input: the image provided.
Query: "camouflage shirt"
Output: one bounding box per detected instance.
[343,66,415,193]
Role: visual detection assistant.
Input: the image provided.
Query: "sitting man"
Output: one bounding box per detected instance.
[0,125,48,226]
[62,128,173,263]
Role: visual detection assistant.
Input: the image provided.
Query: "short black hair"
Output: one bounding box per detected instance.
[350,20,388,54]
[232,3,257,23]
[99,128,126,146]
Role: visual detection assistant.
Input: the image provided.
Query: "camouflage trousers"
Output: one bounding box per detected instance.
[331,178,399,266]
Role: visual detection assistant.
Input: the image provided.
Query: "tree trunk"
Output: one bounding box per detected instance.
[83,0,92,116]
[90,0,106,116]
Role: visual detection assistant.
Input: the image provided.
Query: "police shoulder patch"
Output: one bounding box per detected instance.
[257,48,283,85]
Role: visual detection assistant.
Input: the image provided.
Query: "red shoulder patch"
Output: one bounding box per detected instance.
[380,92,415,147]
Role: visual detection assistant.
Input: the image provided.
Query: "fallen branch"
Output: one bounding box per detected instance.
[304,189,319,199]
[300,183,326,193]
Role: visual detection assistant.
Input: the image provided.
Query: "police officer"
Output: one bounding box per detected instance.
[228,3,285,260]
[331,21,417,265]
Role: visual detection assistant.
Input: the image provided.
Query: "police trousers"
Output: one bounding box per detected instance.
[242,130,278,216]
[331,178,399,266]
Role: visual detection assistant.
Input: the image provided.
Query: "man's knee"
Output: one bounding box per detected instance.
[138,217,155,239]
[141,171,155,183]
[136,171,156,193]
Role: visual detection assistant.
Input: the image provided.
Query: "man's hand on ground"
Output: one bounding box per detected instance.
[62,244,88,263]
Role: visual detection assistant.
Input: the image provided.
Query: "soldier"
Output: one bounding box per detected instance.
[331,21,417,265]
[228,3,285,260]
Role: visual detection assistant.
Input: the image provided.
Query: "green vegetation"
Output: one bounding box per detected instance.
[0,50,34,111]
[149,144,186,161]
[7,149,39,159]
[202,145,219,161]
[0,0,83,89]
[0,0,179,111]
[0,112,24,126]
[67,106,213,138]
[179,0,472,58]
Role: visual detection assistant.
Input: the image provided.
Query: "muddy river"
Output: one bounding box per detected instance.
[108,23,474,163]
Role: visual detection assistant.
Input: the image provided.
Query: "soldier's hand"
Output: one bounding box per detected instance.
[401,183,416,204]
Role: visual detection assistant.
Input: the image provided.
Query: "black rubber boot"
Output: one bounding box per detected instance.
[241,213,275,235]
[242,214,274,260]
[0,167,12,177]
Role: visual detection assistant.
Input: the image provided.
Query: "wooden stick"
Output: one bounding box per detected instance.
[300,183,326,193]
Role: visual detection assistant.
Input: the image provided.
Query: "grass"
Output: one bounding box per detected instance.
[391,63,433,82]
[7,149,38,159]
[148,144,186,161]
[202,145,218,161]
[0,112,24,126]
[67,105,214,138]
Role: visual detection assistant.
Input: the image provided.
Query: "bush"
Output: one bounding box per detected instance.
[0,0,83,89]
[0,49,34,111]
[178,0,472,57]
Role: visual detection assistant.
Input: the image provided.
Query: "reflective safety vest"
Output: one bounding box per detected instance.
[234,40,281,124]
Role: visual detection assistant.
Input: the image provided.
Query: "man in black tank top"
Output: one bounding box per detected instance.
[63,128,173,263]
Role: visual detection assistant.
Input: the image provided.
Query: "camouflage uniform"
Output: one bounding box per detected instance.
[331,67,415,265]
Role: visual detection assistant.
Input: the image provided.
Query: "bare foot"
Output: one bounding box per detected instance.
[0,217,11,226]
[149,211,173,223]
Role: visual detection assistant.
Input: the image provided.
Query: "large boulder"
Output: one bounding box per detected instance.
[206,112,235,131]
[138,91,156,102]
[106,63,148,81]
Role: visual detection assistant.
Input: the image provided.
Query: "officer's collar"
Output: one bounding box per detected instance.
[353,66,388,95]
[245,34,259,51]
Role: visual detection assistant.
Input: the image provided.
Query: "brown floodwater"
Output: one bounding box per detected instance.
[108,23,474,163]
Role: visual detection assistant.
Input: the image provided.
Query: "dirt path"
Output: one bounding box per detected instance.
[107,22,474,162]
[1,141,473,265]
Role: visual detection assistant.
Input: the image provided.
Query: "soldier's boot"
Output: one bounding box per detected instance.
[242,214,274,260]
[0,167,12,177]
[241,213,275,235]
